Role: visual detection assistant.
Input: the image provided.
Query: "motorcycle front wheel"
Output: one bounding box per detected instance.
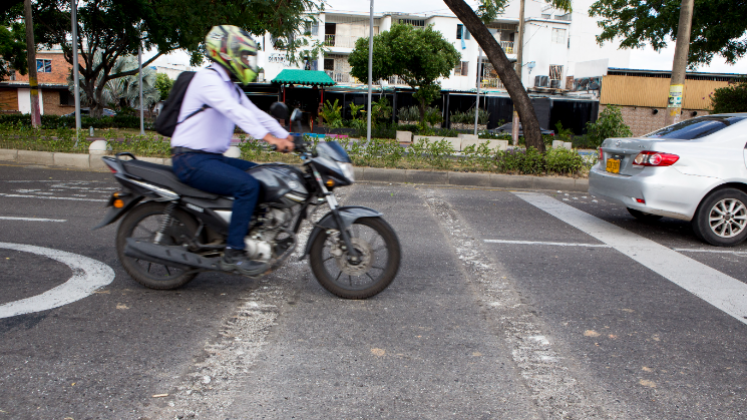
[116,202,199,290]
[309,217,401,299]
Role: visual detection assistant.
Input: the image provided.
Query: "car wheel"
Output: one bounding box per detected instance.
[692,188,747,247]
[627,208,663,222]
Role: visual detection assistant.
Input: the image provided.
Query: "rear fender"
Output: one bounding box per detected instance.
[301,206,383,259]
[91,193,144,230]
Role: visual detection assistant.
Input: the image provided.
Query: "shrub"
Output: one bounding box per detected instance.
[585,105,632,147]
[544,147,584,175]
[710,81,747,113]
[320,99,344,128]
[397,106,419,122]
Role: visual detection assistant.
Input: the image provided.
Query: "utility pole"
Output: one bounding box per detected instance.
[24,0,41,127]
[138,44,144,135]
[511,0,526,145]
[474,48,482,136]
[71,0,81,133]
[664,0,695,126]
[366,0,374,143]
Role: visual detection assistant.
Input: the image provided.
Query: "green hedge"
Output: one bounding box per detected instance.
[0,114,154,130]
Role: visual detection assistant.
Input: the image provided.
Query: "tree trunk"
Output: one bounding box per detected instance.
[24,0,41,127]
[442,0,544,152]
[418,100,426,124]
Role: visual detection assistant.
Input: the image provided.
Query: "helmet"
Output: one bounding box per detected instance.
[205,25,259,85]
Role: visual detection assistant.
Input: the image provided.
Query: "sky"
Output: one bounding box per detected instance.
[151,0,747,75]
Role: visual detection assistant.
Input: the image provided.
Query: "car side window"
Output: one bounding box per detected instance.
[645,116,746,140]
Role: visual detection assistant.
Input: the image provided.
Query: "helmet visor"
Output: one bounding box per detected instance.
[240,51,258,72]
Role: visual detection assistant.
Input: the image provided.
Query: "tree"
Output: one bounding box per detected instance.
[154,73,173,102]
[710,82,747,114]
[589,0,747,67]
[348,23,460,124]
[441,0,571,152]
[68,53,160,110]
[0,17,26,81]
[19,0,323,117]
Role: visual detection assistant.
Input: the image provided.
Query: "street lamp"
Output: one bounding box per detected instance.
[366,0,374,143]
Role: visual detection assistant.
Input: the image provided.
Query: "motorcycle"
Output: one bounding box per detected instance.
[93,103,401,299]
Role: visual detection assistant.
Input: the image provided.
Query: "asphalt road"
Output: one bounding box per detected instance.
[0,163,745,419]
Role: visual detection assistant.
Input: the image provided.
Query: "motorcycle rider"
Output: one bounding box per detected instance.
[170,25,295,277]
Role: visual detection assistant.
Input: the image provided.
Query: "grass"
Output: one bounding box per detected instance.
[0,126,593,176]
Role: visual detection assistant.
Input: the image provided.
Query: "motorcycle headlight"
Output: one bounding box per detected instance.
[339,162,355,183]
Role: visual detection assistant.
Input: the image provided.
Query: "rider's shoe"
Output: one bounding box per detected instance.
[220,248,268,277]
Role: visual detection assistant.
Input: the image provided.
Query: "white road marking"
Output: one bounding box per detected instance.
[515,192,747,326]
[0,193,106,202]
[484,239,610,248]
[0,242,115,319]
[0,216,66,222]
[674,248,747,256]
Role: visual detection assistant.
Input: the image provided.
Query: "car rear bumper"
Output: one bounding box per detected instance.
[588,163,719,221]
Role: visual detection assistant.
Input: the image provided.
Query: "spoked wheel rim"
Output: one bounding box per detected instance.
[319,222,392,291]
[708,198,747,239]
[126,213,192,281]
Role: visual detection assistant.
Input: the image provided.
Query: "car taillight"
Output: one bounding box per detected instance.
[598,147,603,161]
[632,151,679,167]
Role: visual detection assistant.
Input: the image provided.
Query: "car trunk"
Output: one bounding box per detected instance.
[601,137,670,176]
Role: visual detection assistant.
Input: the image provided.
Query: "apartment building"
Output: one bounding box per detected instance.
[260,1,631,93]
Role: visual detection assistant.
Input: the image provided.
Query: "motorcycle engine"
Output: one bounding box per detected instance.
[243,207,294,262]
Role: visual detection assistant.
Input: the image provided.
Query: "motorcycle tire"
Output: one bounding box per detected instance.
[116,202,200,290]
[309,217,401,299]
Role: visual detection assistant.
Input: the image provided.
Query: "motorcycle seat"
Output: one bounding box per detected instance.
[121,159,219,199]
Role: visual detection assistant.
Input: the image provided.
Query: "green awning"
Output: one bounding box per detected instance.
[271,69,336,87]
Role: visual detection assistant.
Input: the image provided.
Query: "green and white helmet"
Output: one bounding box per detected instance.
[205,25,259,85]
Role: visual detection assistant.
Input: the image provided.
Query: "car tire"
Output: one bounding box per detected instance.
[627,208,663,222]
[692,188,747,247]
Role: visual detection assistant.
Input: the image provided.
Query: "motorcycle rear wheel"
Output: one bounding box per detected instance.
[116,202,199,290]
[309,217,401,299]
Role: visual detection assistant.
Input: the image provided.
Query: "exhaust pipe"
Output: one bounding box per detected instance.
[124,238,221,270]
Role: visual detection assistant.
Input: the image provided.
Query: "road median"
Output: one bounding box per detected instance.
[0,148,588,192]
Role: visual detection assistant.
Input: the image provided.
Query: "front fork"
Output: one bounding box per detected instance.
[312,168,360,262]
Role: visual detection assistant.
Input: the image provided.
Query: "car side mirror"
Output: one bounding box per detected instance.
[269,102,289,120]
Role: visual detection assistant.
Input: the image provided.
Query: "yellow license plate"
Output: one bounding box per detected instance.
[606,158,621,174]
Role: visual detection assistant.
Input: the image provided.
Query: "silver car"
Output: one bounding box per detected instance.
[589,114,747,246]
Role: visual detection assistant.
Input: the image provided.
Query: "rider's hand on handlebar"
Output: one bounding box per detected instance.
[263,134,295,153]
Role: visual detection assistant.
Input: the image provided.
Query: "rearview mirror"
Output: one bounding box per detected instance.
[269,102,289,120]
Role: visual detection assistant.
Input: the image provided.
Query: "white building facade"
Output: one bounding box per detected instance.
[260,4,630,92]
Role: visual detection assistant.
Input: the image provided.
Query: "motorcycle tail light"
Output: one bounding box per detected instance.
[632,151,679,167]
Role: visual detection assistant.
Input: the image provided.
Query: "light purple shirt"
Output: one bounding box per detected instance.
[171,65,289,154]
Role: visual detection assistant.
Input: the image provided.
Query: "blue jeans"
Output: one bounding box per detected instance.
[172,153,258,250]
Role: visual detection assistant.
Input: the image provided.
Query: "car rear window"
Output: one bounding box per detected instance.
[645,116,747,140]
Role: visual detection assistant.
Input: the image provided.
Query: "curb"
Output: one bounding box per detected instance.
[0,148,589,192]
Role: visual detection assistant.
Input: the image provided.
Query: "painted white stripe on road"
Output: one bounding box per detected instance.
[0,193,107,202]
[0,242,115,319]
[515,192,747,326]
[674,248,747,256]
[484,239,610,248]
[0,216,66,222]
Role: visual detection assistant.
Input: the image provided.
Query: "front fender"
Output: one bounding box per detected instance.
[301,206,383,259]
[91,194,143,230]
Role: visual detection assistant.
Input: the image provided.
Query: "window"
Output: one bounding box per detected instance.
[324,58,334,71]
[645,116,747,140]
[456,24,470,40]
[551,28,566,44]
[549,65,563,80]
[399,19,425,27]
[304,22,319,36]
[59,90,75,106]
[454,61,468,76]
[36,59,51,73]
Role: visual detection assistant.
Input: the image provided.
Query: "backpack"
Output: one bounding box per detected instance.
[154,71,207,137]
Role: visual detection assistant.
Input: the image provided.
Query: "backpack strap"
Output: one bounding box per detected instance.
[177,67,243,124]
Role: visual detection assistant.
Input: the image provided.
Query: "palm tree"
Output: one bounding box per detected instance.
[68,53,161,112]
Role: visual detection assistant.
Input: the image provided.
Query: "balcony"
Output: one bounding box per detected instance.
[325,70,351,83]
[480,77,505,89]
[499,41,515,54]
[324,34,360,49]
